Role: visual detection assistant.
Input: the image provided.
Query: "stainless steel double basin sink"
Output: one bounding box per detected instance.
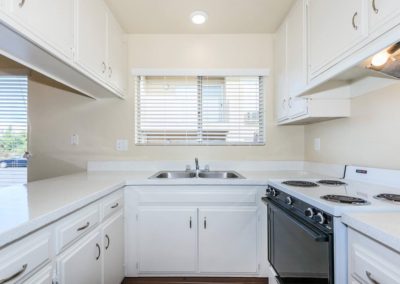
[149,170,245,179]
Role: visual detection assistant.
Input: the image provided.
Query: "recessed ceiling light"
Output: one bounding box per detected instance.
[191,11,208,25]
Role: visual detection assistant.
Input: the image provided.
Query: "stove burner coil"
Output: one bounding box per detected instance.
[321,195,369,205]
[282,181,319,187]
[318,180,347,186]
[374,193,400,203]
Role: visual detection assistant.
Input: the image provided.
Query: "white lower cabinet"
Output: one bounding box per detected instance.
[138,207,197,273]
[57,231,102,284]
[348,228,400,284]
[134,190,261,276]
[102,212,125,284]
[198,208,258,273]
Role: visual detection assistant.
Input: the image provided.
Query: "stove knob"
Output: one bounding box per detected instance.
[271,189,278,197]
[315,213,326,224]
[305,208,315,218]
[285,197,293,205]
[266,188,272,195]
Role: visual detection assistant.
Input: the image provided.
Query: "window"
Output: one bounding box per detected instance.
[135,76,264,145]
[0,75,28,187]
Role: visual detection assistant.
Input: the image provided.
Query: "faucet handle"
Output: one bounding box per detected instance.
[204,165,210,172]
[185,165,191,171]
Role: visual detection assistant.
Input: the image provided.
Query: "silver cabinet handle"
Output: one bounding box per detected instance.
[372,0,379,14]
[108,67,112,78]
[95,243,101,260]
[288,97,293,108]
[111,202,119,209]
[101,62,106,74]
[0,264,28,284]
[189,217,192,229]
[366,271,380,284]
[203,217,207,229]
[77,222,90,231]
[18,0,25,8]
[105,234,110,250]
[282,98,286,109]
[352,12,359,30]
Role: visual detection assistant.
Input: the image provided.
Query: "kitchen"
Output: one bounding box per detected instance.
[0,0,400,284]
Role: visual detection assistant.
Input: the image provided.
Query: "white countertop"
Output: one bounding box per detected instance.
[0,169,319,248]
[342,212,400,253]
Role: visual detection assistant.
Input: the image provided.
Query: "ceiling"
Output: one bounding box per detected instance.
[105,0,295,34]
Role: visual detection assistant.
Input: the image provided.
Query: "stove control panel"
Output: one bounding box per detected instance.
[265,186,333,231]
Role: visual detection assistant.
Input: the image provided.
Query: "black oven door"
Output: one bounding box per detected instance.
[267,199,333,284]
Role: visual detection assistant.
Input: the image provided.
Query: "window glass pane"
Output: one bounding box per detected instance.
[135,75,264,145]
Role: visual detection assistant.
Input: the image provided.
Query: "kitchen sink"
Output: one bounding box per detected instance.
[149,171,245,179]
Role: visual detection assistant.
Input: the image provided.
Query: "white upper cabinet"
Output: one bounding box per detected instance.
[287,0,308,97]
[7,0,74,60]
[138,207,197,273]
[309,0,368,77]
[76,0,108,81]
[275,21,289,122]
[368,0,400,33]
[198,207,258,273]
[107,11,128,95]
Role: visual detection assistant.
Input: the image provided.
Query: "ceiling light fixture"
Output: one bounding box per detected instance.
[191,11,208,25]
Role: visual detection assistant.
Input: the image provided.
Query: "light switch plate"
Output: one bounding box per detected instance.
[116,139,129,151]
[71,134,79,146]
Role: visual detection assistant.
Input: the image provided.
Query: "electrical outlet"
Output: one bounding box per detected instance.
[314,138,321,152]
[116,139,129,151]
[71,134,79,145]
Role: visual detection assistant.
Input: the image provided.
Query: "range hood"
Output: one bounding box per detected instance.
[366,42,400,79]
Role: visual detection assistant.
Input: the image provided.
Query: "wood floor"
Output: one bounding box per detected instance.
[123,278,268,284]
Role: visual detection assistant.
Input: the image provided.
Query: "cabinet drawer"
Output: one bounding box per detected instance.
[21,264,52,284]
[56,205,100,253]
[349,229,400,284]
[0,231,51,284]
[102,190,124,221]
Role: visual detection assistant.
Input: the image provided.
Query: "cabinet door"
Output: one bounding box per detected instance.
[138,207,197,273]
[309,0,367,77]
[57,231,102,284]
[275,21,289,122]
[369,0,400,32]
[8,0,74,60]
[102,212,124,284]
[107,11,127,95]
[76,0,107,81]
[287,0,307,97]
[198,207,258,273]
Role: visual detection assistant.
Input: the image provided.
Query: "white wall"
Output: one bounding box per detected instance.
[27,34,305,181]
[305,82,400,170]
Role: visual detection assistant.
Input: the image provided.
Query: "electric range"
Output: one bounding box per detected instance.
[263,165,400,284]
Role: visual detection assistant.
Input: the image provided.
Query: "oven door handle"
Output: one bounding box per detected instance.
[267,198,329,242]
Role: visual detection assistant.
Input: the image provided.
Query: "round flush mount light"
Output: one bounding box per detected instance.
[191,11,208,25]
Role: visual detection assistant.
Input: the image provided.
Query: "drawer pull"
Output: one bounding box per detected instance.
[105,234,110,250]
[366,271,380,284]
[111,202,119,209]
[352,12,359,30]
[96,243,101,260]
[204,217,207,229]
[76,222,90,232]
[0,264,28,284]
[372,0,379,14]
[18,0,25,8]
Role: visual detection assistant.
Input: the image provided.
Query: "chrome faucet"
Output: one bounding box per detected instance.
[195,157,200,177]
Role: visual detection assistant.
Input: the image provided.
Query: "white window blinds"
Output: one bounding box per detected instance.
[135,76,264,145]
[0,75,28,157]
